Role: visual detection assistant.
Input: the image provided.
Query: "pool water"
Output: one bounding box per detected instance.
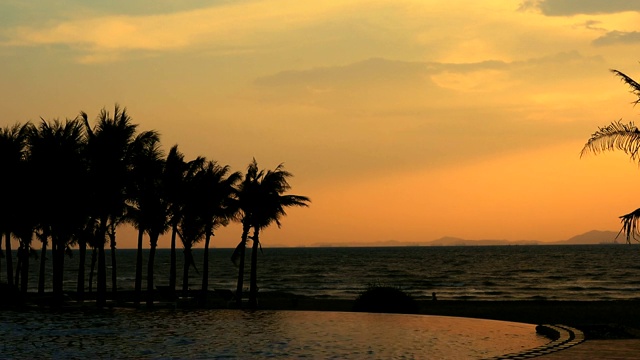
[0,309,548,359]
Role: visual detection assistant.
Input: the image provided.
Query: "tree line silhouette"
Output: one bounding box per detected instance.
[0,105,310,308]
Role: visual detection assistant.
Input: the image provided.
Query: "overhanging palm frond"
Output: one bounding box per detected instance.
[617,208,640,243]
[611,69,640,106]
[580,121,640,163]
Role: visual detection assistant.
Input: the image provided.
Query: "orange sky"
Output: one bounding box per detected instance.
[2,1,640,248]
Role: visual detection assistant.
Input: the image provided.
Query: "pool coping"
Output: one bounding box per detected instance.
[485,324,585,360]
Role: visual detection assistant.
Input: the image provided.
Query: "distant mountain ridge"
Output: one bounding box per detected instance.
[551,229,621,245]
[309,230,623,247]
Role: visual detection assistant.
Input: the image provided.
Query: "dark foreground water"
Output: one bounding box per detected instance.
[0,309,547,359]
[6,245,640,301]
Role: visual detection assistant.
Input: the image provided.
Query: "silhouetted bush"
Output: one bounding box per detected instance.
[352,285,419,314]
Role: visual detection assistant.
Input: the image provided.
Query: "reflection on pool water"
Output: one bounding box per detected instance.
[0,309,548,359]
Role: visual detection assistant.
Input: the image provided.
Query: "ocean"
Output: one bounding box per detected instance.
[7,244,640,301]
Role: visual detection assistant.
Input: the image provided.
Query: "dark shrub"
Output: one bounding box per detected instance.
[352,285,420,314]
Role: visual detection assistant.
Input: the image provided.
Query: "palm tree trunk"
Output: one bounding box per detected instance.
[249,227,260,309]
[20,247,28,294]
[0,235,3,283]
[182,246,191,299]
[89,247,97,293]
[97,244,107,307]
[235,224,250,307]
[201,229,212,305]
[97,220,108,307]
[134,228,144,307]
[109,231,117,300]
[51,240,58,300]
[52,238,65,305]
[38,239,47,296]
[14,246,21,287]
[146,233,159,307]
[77,239,86,302]
[4,232,13,287]
[169,225,177,295]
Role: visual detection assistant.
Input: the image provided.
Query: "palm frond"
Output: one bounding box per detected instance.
[230,240,246,267]
[580,120,640,162]
[611,69,640,106]
[617,208,640,243]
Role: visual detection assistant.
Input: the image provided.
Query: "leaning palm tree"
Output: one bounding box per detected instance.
[246,161,309,308]
[582,68,640,242]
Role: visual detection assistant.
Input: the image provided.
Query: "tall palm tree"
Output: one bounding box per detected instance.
[12,166,36,295]
[13,228,33,294]
[582,68,640,242]
[27,119,88,304]
[233,160,310,308]
[36,229,49,296]
[194,161,241,304]
[75,219,97,301]
[232,159,261,306]
[177,209,204,300]
[0,123,31,288]
[127,131,165,307]
[82,105,141,306]
[163,145,190,295]
[177,158,210,299]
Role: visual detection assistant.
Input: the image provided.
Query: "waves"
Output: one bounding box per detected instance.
[13,244,640,301]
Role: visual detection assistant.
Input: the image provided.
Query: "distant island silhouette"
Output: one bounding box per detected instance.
[308,230,622,247]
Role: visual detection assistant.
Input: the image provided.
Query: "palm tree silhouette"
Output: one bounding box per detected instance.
[127,130,165,307]
[194,160,240,304]
[75,219,97,301]
[82,105,147,306]
[582,68,640,241]
[163,145,190,296]
[177,158,211,300]
[232,159,260,306]
[233,159,309,308]
[0,105,311,309]
[13,214,35,294]
[0,123,31,288]
[36,229,49,296]
[27,119,88,304]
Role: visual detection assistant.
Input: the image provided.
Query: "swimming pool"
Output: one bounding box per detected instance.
[0,309,549,359]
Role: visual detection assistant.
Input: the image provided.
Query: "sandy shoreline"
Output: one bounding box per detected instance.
[4,289,640,340]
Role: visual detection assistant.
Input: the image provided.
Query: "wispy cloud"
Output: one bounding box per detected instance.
[593,31,640,46]
[520,0,640,16]
[1,0,366,63]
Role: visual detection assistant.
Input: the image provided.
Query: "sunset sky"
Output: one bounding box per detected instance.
[3,1,640,248]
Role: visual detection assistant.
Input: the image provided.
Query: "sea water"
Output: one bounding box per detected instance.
[7,244,640,301]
